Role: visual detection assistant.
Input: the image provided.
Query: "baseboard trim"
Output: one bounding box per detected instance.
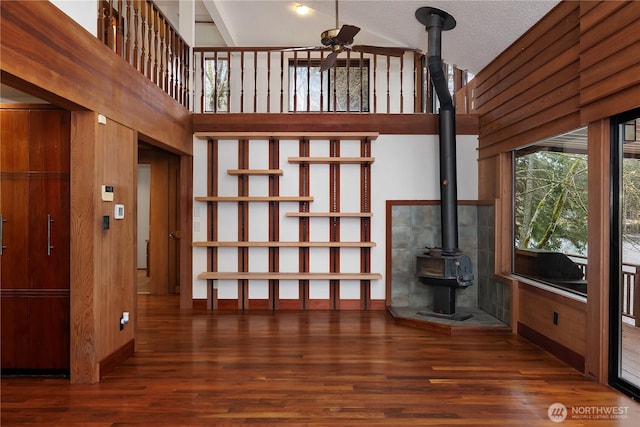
[517,322,585,373]
[99,339,135,379]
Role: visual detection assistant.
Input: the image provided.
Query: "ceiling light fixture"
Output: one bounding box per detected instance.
[296,4,310,15]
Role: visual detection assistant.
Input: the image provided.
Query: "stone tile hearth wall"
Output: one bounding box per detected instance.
[390,203,510,324]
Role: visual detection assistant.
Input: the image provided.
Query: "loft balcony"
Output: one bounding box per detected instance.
[100,0,476,115]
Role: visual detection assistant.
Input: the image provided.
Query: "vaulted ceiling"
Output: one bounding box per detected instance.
[157,0,559,75]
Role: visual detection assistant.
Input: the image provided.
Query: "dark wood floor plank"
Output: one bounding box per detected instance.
[2,295,638,426]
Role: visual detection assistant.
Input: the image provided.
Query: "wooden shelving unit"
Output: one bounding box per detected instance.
[288,157,375,164]
[196,196,313,202]
[227,169,283,176]
[196,135,380,310]
[198,272,382,281]
[193,241,376,248]
[285,212,373,218]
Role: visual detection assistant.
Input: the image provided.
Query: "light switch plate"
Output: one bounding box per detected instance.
[114,204,125,219]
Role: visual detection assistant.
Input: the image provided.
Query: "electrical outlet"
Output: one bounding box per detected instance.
[120,312,129,330]
[553,311,559,325]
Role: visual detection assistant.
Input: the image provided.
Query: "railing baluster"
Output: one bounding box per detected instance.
[306,50,311,112]
[140,1,146,75]
[226,50,231,113]
[146,3,153,80]
[266,52,271,113]
[320,51,325,112]
[279,51,284,113]
[373,54,377,113]
[386,55,390,114]
[125,0,131,63]
[359,51,363,113]
[240,51,245,113]
[133,0,139,71]
[400,54,404,114]
[292,51,297,112]
[253,51,258,113]
[346,50,351,112]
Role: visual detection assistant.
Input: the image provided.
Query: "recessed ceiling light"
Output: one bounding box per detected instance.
[296,4,310,16]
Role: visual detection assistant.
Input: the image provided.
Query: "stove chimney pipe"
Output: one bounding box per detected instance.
[416,7,458,255]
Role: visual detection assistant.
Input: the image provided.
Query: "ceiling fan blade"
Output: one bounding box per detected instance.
[351,45,413,57]
[320,52,339,72]
[280,46,328,52]
[335,24,360,45]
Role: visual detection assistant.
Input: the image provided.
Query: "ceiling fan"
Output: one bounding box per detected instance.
[293,0,413,72]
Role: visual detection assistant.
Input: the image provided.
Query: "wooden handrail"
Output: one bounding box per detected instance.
[100,0,190,109]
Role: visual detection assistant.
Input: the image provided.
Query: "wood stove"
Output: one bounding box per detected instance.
[414,7,474,320]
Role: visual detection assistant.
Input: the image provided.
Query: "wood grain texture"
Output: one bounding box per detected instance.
[0,0,192,155]
[192,114,479,136]
[1,295,638,426]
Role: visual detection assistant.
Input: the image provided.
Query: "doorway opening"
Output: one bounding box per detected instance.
[138,143,181,296]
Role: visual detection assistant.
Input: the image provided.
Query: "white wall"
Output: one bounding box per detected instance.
[137,164,150,269]
[49,0,97,36]
[192,133,479,302]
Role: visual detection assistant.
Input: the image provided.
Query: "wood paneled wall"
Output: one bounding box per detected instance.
[474,1,582,159]
[473,1,640,384]
[579,1,640,123]
[70,112,137,383]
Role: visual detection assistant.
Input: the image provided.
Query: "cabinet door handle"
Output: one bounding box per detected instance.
[0,214,5,255]
[47,214,55,256]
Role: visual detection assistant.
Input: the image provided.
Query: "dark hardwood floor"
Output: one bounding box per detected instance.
[2,295,638,426]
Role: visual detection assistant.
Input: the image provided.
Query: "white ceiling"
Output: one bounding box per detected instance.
[164,0,559,75]
[1,0,559,103]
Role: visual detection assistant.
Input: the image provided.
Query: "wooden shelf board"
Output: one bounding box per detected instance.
[227,169,283,176]
[194,132,379,140]
[195,196,313,202]
[193,241,376,248]
[286,212,373,218]
[198,272,382,281]
[288,157,375,164]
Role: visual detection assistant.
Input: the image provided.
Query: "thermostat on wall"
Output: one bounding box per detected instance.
[114,204,125,219]
[101,185,114,202]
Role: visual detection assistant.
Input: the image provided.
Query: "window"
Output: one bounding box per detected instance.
[513,127,588,296]
[288,58,369,112]
[203,57,229,112]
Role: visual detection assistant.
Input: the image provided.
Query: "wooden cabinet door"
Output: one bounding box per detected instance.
[0,109,70,373]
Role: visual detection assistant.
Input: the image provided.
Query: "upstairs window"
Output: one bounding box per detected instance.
[288,58,370,112]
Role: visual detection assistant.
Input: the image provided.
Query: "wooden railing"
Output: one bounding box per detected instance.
[193,47,474,114]
[569,254,639,326]
[99,0,190,109]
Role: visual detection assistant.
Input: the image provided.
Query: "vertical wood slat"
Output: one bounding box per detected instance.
[360,137,372,309]
[268,138,280,309]
[329,139,340,309]
[238,139,249,309]
[207,138,219,310]
[298,138,310,309]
